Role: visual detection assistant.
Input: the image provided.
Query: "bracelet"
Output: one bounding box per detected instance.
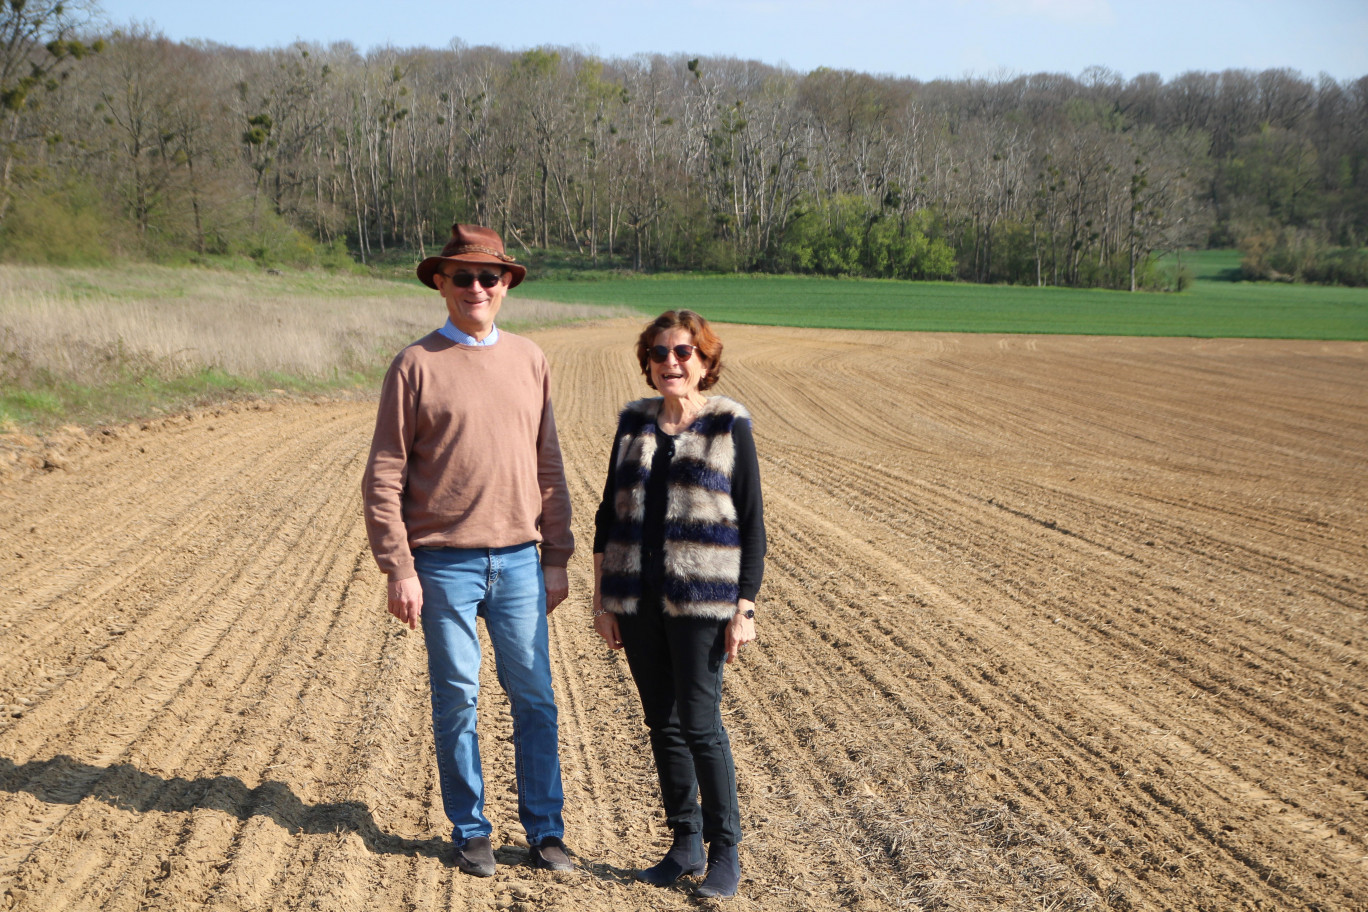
[592,607,611,619]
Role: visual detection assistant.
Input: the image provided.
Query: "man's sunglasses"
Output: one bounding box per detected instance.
[445,270,503,289]
[648,344,697,363]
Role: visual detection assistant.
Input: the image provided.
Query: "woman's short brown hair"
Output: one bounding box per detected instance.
[635,309,724,391]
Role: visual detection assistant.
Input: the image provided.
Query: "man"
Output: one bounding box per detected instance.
[362,223,575,876]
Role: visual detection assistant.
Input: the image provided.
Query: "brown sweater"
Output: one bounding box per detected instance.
[361,330,574,581]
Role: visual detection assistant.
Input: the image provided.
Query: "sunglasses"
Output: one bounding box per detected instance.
[648,344,697,363]
[445,270,503,289]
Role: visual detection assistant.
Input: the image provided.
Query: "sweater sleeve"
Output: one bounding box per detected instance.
[535,358,575,567]
[361,353,418,581]
[732,417,767,602]
[592,433,622,555]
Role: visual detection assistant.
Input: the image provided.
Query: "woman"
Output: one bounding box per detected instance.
[592,309,765,899]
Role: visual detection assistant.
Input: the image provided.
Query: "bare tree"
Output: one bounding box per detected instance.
[95,27,185,241]
[0,0,99,220]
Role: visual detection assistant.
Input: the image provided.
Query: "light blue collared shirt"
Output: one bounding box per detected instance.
[438,319,499,346]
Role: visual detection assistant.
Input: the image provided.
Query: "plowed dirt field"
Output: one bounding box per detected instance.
[2,321,1366,912]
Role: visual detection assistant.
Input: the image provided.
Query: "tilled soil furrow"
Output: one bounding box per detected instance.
[2,325,1364,912]
[0,406,376,734]
[0,405,334,650]
[772,445,1368,773]
[924,625,1348,911]
[771,415,1364,617]
[755,513,1111,908]
[768,529,1316,911]
[781,438,1368,840]
[1,413,368,762]
[258,597,438,911]
[755,451,1362,912]
[158,557,399,912]
[0,405,376,907]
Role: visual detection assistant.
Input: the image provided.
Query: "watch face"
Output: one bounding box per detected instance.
[743,608,755,619]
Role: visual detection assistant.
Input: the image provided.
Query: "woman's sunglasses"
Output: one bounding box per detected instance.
[445,270,503,289]
[648,344,697,363]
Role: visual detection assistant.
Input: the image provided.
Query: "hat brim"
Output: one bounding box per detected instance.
[418,254,526,289]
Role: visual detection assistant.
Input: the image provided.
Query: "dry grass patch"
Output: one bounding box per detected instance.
[0,262,628,427]
[0,263,625,379]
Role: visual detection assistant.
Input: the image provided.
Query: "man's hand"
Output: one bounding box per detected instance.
[388,576,423,630]
[544,565,569,614]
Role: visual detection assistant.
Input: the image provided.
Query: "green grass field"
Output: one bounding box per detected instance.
[524,250,1368,340]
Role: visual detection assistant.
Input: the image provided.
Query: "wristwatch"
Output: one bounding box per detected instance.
[741,607,755,619]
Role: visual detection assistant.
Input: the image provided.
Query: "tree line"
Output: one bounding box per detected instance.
[3,4,1367,287]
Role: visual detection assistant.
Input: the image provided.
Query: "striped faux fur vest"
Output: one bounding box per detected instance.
[600,396,748,621]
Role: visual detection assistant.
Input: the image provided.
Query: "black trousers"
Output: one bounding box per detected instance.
[617,594,741,846]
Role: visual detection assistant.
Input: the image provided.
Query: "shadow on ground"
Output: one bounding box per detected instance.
[0,753,445,860]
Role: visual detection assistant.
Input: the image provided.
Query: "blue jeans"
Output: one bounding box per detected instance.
[414,543,565,846]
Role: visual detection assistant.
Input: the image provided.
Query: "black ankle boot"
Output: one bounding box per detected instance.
[638,830,705,886]
[696,842,740,898]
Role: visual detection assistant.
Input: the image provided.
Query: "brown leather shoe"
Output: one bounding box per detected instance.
[454,835,496,877]
[529,836,574,872]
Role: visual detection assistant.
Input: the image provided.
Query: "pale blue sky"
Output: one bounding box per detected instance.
[93,0,1367,82]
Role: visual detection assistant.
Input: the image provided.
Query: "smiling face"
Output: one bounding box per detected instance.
[435,265,508,340]
[649,327,707,400]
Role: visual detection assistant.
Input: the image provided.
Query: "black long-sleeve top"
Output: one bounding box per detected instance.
[593,419,766,603]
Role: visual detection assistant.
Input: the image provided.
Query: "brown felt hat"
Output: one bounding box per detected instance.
[417,223,526,289]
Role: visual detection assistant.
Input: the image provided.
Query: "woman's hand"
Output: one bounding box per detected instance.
[591,553,621,649]
[725,599,757,664]
[594,611,623,650]
[388,575,424,630]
